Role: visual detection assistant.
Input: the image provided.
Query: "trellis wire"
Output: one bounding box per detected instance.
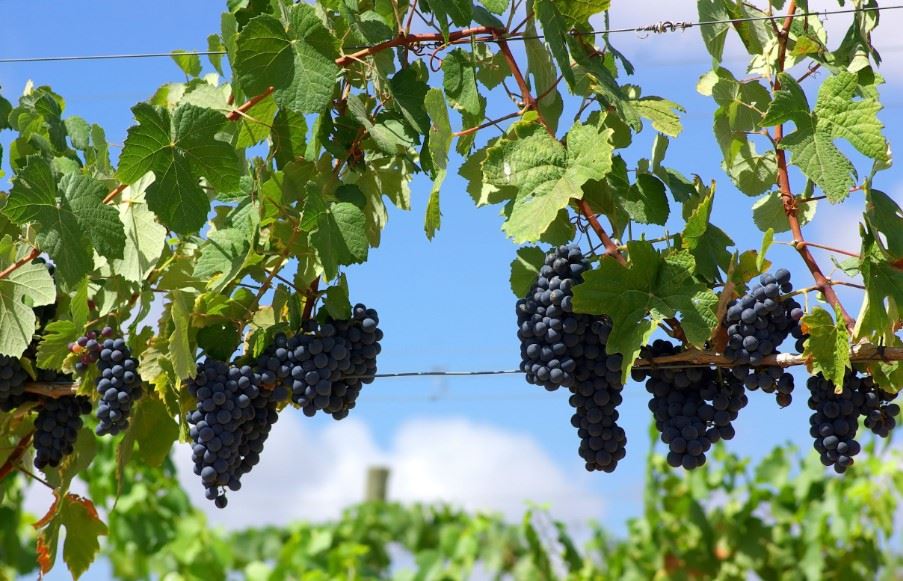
[0,5,900,64]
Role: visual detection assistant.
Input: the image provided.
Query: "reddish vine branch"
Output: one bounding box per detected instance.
[335,27,494,68]
[0,247,41,282]
[301,277,320,322]
[0,430,34,481]
[226,86,275,121]
[771,0,855,333]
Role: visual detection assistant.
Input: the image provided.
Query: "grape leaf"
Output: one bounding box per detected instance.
[36,493,107,580]
[624,173,669,225]
[168,290,195,380]
[37,320,79,371]
[4,157,95,286]
[682,190,733,282]
[193,227,251,292]
[127,396,179,466]
[118,103,242,233]
[524,19,564,135]
[312,200,369,280]
[631,97,685,137]
[510,246,546,297]
[535,2,576,89]
[425,170,444,240]
[442,50,482,118]
[864,188,903,260]
[323,273,351,320]
[389,65,431,135]
[0,243,56,357]
[484,122,613,243]
[782,127,856,203]
[235,6,339,115]
[170,49,202,77]
[61,173,126,260]
[802,307,851,388]
[110,174,168,284]
[552,0,611,23]
[855,229,903,343]
[572,242,718,379]
[271,109,308,169]
[752,191,816,233]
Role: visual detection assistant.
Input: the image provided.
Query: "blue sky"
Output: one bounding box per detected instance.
[2,1,903,576]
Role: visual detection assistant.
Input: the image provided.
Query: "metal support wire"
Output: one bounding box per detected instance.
[1,5,900,64]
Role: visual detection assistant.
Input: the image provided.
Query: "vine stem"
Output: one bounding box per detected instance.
[0,247,41,282]
[453,108,526,137]
[0,430,34,481]
[102,183,127,204]
[22,344,903,399]
[335,27,494,68]
[771,0,855,333]
[793,240,861,259]
[226,86,275,121]
[301,277,320,322]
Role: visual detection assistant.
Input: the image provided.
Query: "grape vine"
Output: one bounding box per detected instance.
[0,0,901,576]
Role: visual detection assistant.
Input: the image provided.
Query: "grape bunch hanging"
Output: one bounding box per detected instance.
[517,247,899,473]
[0,286,381,508]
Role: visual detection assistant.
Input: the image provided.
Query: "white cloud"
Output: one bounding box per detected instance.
[173,415,605,530]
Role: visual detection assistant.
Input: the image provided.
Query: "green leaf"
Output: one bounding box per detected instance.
[484,122,613,243]
[234,92,278,148]
[37,320,79,371]
[698,0,731,60]
[4,157,94,286]
[323,274,351,320]
[524,20,564,135]
[61,173,126,260]
[442,50,482,118]
[389,65,431,135]
[194,228,251,291]
[425,170,445,240]
[110,174,168,284]
[535,2,576,89]
[573,242,718,379]
[170,50,202,77]
[632,97,685,137]
[864,189,903,260]
[271,109,307,168]
[128,396,179,466]
[118,103,242,232]
[752,191,816,233]
[510,246,545,297]
[36,493,107,580]
[624,174,669,225]
[758,228,774,271]
[483,0,509,14]
[782,126,856,203]
[761,73,810,126]
[815,71,889,163]
[424,89,452,172]
[234,15,294,96]
[802,307,850,387]
[855,230,903,343]
[235,7,339,115]
[169,291,195,380]
[312,201,369,280]
[551,0,611,23]
[682,191,733,282]
[207,34,226,75]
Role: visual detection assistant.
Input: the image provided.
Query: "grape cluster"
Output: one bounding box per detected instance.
[568,319,627,472]
[186,359,286,508]
[807,372,865,473]
[33,395,91,470]
[0,355,29,412]
[855,375,900,438]
[724,269,803,406]
[70,327,143,435]
[517,246,628,471]
[636,340,748,470]
[516,246,591,391]
[289,304,382,420]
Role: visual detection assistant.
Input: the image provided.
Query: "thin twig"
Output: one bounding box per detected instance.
[226,86,275,121]
[0,247,41,282]
[453,109,525,137]
[0,431,34,481]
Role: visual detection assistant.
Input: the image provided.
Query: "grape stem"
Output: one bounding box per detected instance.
[770,0,856,333]
[225,86,275,121]
[0,430,34,482]
[0,247,41,282]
